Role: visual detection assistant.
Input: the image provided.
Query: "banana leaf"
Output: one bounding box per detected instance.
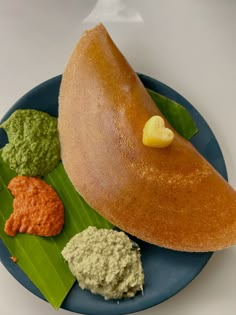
[148,89,198,139]
[0,158,113,309]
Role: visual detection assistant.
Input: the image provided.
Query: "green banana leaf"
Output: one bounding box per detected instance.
[0,158,113,309]
[0,88,198,309]
[148,89,198,139]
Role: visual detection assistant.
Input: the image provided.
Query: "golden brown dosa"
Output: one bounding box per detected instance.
[58,24,236,252]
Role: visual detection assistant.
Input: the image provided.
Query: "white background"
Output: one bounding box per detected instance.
[0,1,236,315]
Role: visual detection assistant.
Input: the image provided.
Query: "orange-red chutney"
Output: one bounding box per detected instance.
[4,176,64,237]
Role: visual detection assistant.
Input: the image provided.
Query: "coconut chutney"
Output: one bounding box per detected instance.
[62,226,144,300]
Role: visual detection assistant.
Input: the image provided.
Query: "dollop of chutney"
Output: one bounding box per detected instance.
[0,109,60,176]
[4,176,64,237]
[62,226,144,300]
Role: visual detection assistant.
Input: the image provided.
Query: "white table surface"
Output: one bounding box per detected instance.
[0,1,236,315]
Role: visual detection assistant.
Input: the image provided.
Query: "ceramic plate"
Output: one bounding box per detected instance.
[0,74,227,315]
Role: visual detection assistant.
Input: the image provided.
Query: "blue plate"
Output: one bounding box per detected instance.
[0,74,227,315]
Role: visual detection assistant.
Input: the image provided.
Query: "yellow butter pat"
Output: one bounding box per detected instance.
[142,115,174,148]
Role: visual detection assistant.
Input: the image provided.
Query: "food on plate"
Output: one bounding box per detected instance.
[142,115,174,148]
[0,109,60,176]
[4,176,64,237]
[59,23,236,252]
[62,226,144,300]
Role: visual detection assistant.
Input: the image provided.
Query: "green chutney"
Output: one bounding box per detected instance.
[0,109,60,176]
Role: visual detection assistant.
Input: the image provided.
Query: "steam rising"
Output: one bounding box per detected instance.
[83,0,143,23]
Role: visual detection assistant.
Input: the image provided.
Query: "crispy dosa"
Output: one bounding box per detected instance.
[58,24,236,252]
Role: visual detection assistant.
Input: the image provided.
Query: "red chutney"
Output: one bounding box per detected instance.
[4,176,64,237]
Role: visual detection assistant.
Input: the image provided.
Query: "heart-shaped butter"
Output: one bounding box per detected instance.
[142,115,174,148]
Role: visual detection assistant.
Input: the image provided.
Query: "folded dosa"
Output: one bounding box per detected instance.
[58,24,236,252]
